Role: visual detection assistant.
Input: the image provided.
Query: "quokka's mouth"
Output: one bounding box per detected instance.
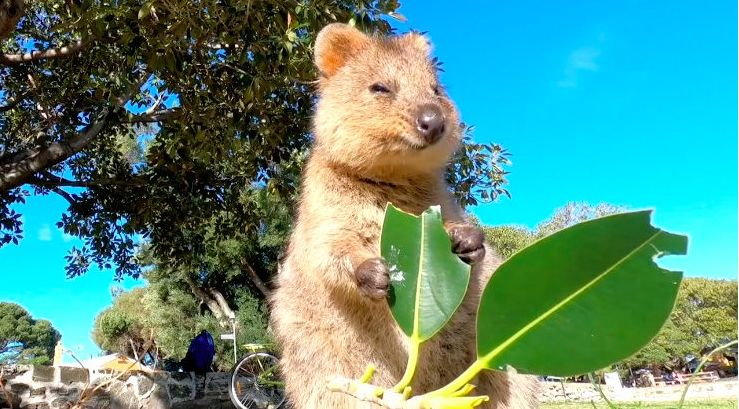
[400,135,441,150]
[400,136,429,151]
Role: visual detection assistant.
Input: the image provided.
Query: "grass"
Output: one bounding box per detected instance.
[541,401,737,409]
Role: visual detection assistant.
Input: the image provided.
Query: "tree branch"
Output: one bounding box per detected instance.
[208,288,236,320]
[241,258,271,298]
[0,71,148,192]
[184,276,231,327]
[0,112,112,192]
[143,92,165,115]
[0,91,29,112]
[29,172,145,188]
[128,338,140,361]
[0,40,85,66]
[26,74,52,120]
[123,109,180,123]
[0,135,46,165]
[49,186,76,206]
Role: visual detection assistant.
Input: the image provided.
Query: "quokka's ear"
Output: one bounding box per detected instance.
[403,31,432,55]
[314,23,369,78]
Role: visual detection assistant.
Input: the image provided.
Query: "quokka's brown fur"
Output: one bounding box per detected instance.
[270,23,539,409]
[0,0,24,40]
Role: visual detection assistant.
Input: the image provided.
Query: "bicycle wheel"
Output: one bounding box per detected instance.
[229,352,285,409]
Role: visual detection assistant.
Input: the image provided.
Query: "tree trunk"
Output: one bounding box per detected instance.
[240,258,271,298]
[184,276,235,328]
[208,288,236,320]
[128,338,139,361]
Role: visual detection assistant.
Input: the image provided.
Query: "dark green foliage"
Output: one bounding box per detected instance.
[92,288,151,358]
[93,284,271,370]
[0,0,399,282]
[233,290,272,346]
[483,225,532,260]
[622,278,738,369]
[0,302,61,365]
[0,0,511,290]
[447,127,512,206]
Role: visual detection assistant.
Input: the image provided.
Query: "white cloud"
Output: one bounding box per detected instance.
[55,226,75,242]
[570,47,601,71]
[558,47,601,88]
[38,224,52,241]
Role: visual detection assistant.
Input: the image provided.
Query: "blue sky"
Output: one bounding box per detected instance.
[0,1,736,362]
[394,0,737,277]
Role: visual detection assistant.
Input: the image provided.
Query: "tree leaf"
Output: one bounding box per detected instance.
[476,210,687,376]
[381,203,470,341]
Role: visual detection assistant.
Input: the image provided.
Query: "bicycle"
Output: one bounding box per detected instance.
[229,343,286,409]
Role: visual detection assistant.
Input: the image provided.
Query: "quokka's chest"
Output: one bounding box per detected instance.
[358,184,438,217]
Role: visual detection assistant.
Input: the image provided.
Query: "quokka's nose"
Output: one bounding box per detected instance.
[415,104,445,144]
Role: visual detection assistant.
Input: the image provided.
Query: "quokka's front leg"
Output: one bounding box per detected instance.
[446,222,486,265]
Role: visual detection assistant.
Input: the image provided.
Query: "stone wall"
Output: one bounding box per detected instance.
[4,366,735,408]
[0,365,233,409]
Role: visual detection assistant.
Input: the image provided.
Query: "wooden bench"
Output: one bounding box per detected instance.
[674,371,720,384]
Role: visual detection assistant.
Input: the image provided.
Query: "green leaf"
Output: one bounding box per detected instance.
[381,204,470,341]
[382,204,472,391]
[476,210,686,376]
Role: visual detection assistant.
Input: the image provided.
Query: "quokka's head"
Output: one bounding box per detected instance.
[312,23,462,177]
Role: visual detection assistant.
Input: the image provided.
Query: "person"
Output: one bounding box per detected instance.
[180,330,216,375]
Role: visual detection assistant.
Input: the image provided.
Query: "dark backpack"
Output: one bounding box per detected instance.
[181,330,216,374]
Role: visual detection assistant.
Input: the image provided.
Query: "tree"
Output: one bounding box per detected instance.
[620,318,695,370]
[483,225,532,260]
[0,302,61,364]
[93,283,271,370]
[677,278,738,347]
[484,202,624,259]
[621,278,738,370]
[533,202,625,239]
[92,288,154,361]
[1,0,512,327]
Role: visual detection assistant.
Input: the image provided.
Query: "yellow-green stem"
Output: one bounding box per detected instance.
[427,359,486,397]
[360,364,376,383]
[677,340,738,408]
[392,340,421,392]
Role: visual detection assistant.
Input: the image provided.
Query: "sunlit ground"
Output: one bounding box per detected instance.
[541,400,737,409]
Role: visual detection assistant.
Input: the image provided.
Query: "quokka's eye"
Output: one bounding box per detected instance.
[369,83,392,94]
[432,85,441,96]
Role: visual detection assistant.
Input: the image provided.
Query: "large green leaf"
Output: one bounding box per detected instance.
[381,204,470,341]
[476,210,686,376]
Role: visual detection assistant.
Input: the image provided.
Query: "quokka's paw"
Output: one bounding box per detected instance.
[354,257,390,300]
[448,224,486,265]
